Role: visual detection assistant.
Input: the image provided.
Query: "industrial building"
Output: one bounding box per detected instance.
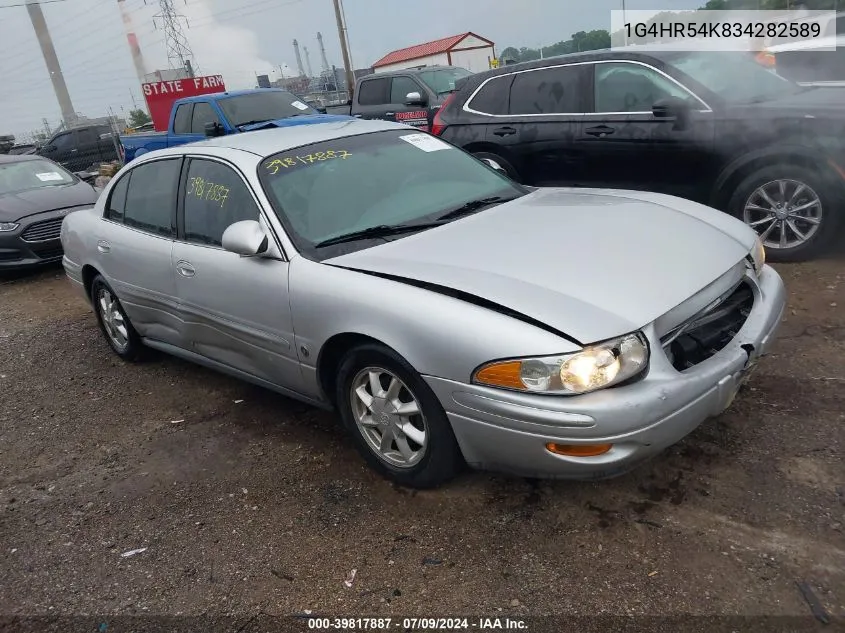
[372,32,496,74]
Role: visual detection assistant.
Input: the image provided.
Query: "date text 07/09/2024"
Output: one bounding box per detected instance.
[306,617,528,630]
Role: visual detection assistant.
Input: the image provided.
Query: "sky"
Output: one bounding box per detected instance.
[0,0,704,138]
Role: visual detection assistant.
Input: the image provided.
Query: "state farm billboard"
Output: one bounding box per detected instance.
[142,75,226,131]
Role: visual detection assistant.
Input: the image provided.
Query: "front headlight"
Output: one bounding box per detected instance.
[750,237,765,276]
[0,222,19,232]
[473,332,649,395]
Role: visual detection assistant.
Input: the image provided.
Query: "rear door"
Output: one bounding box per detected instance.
[576,60,716,201]
[94,157,182,345]
[74,127,106,170]
[170,156,301,390]
[487,63,590,186]
[40,130,78,170]
[354,76,394,121]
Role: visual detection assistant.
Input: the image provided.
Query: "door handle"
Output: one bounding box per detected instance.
[176,260,195,277]
[493,126,517,137]
[585,125,615,137]
[96,240,110,253]
[70,148,78,152]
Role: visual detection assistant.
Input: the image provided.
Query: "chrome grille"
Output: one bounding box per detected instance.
[21,217,64,242]
[662,281,754,371]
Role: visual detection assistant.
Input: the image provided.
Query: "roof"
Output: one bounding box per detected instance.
[373,32,493,68]
[175,88,293,104]
[140,118,408,161]
[0,153,42,164]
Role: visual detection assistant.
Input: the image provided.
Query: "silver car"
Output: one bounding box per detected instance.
[61,119,786,488]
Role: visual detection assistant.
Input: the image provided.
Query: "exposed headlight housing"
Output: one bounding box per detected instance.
[750,237,765,276]
[473,332,649,395]
[0,222,19,232]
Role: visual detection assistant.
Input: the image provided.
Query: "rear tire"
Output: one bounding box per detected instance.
[473,151,522,183]
[91,275,143,361]
[727,164,843,262]
[335,343,464,489]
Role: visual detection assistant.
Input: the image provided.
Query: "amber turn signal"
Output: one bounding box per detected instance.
[545,443,613,457]
[474,360,524,390]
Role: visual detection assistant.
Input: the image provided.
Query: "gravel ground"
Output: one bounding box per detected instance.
[0,258,843,629]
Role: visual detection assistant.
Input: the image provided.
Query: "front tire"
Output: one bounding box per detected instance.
[727,164,843,262]
[335,343,464,489]
[91,275,143,360]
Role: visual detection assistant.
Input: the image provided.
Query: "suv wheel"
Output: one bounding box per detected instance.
[728,164,842,262]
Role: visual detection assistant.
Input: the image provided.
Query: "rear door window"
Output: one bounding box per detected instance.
[357,78,391,105]
[509,65,586,114]
[123,158,181,236]
[182,159,260,247]
[467,75,514,115]
[105,173,130,222]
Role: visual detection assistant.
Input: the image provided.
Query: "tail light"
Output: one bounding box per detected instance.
[754,51,776,68]
[432,92,457,137]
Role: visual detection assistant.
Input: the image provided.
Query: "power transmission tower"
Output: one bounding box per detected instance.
[148,0,198,76]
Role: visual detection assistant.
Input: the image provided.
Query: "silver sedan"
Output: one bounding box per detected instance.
[61,119,786,488]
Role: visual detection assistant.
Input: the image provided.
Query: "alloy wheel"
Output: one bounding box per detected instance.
[742,179,822,250]
[97,288,129,351]
[350,367,428,468]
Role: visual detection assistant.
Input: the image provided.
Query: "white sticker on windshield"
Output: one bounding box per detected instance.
[35,172,64,182]
[291,100,310,111]
[399,133,451,152]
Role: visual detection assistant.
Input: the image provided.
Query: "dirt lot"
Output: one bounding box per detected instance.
[0,258,843,628]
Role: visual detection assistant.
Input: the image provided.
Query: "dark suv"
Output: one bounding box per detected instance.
[433,49,845,261]
[37,124,119,172]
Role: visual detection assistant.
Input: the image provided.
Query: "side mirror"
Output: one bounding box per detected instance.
[652,97,691,129]
[481,158,508,176]
[222,220,269,257]
[405,91,427,106]
[204,122,224,137]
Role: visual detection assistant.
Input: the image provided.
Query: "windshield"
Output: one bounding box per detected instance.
[0,158,75,195]
[258,130,523,259]
[664,51,803,103]
[218,91,317,126]
[418,68,472,95]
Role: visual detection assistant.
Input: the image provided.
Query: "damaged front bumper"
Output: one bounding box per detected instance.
[423,265,786,480]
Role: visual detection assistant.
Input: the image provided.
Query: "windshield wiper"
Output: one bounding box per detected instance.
[314,222,443,248]
[435,196,513,222]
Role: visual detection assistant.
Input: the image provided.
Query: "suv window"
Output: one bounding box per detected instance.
[105,172,130,222]
[173,104,192,134]
[509,65,584,114]
[390,76,422,104]
[77,127,98,144]
[468,75,514,115]
[183,159,260,247]
[123,158,180,236]
[358,78,391,105]
[191,102,220,134]
[594,62,691,113]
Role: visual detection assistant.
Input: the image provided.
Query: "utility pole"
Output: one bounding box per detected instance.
[332,0,355,98]
[25,0,76,127]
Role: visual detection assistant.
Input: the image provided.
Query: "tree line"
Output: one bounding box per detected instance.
[498,0,840,63]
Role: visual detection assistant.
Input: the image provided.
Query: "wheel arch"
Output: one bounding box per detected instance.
[316,332,393,407]
[709,145,842,211]
[81,264,102,301]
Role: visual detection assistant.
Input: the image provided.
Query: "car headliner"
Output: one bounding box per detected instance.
[137,119,411,162]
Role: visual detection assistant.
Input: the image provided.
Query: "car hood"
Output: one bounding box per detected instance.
[240,114,355,132]
[328,188,754,344]
[0,181,98,222]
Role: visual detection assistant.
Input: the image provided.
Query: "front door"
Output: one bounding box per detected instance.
[577,60,716,202]
[94,157,182,345]
[487,63,590,186]
[40,130,78,170]
[171,156,301,390]
[388,75,432,131]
